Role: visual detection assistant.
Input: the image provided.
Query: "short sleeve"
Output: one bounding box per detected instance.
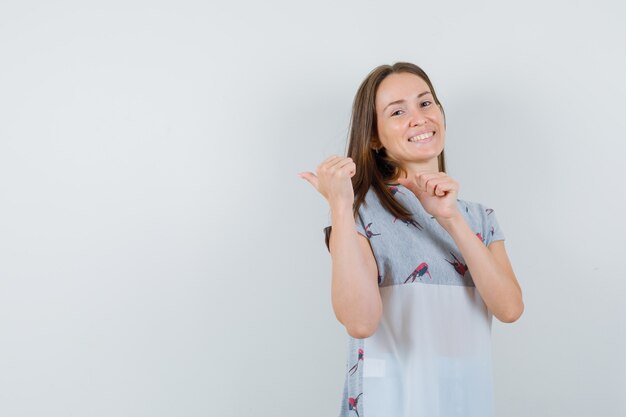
[482,204,506,246]
[322,211,368,252]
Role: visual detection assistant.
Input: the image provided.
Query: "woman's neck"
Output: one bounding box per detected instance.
[390,159,441,183]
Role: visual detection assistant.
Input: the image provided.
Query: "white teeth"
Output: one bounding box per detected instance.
[409,131,434,142]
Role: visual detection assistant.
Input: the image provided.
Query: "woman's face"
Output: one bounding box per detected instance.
[374,72,445,172]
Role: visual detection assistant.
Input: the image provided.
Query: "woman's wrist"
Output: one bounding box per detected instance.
[434,210,464,230]
[329,200,354,217]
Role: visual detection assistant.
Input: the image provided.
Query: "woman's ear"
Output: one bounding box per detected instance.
[370,137,382,152]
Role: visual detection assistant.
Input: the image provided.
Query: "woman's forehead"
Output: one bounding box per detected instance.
[376,73,431,109]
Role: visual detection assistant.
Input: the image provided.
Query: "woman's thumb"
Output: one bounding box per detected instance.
[298,172,319,189]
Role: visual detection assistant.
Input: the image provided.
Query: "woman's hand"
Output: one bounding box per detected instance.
[397,172,461,220]
[299,155,356,210]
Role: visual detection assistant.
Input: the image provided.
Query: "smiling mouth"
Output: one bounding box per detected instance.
[408,131,435,142]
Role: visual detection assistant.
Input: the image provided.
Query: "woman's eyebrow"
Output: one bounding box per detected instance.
[383,91,432,111]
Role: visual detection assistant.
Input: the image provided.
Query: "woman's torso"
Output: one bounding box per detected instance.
[334,184,505,417]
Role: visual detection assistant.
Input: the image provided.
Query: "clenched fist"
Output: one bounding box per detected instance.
[397,172,461,221]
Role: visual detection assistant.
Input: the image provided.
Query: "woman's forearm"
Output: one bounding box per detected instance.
[438,213,523,323]
[329,205,382,338]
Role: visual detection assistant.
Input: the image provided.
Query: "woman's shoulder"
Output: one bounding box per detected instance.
[457,197,505,244]
[357,183,402,213]
[457,197,496,214]
[357,185,382,206]
[456,197,501,233]
[362,183,406,200]
[457,197,483,210]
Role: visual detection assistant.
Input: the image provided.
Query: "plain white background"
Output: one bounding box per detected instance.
[1,1,625,416]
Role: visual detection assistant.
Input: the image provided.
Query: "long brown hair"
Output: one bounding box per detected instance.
[348,62,447,221]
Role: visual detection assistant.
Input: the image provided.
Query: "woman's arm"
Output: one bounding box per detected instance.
[300,156,382,338]
[438,214,524,323]
[328,206,382,339]
[397,172,523,323]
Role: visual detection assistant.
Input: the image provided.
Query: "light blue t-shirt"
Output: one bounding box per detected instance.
[325,184,505,417]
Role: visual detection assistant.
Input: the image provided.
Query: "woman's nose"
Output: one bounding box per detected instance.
[409,109,427,127]
[411,110,426,126]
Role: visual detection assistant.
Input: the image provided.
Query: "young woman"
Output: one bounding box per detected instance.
[299,62,523,417]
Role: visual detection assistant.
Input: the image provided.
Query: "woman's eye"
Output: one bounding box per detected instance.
[421,100,432,107]
[391,110,404,116]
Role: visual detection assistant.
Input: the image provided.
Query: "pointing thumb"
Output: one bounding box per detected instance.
[298,172,319,190]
